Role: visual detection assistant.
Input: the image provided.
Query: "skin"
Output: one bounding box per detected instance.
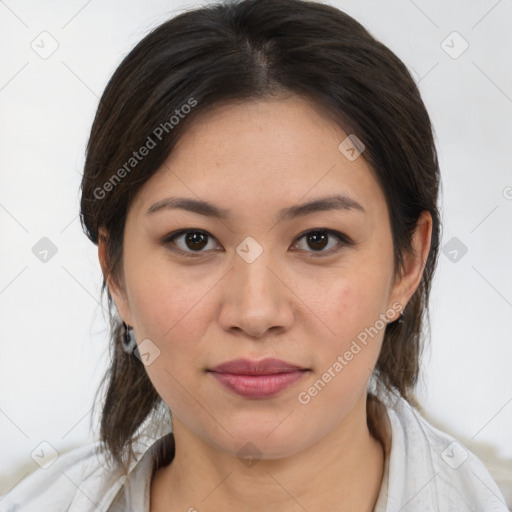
[98,95,432,511]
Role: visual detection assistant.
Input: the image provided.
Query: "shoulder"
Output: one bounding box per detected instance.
[383,394,509,511]
[0,442,125,512]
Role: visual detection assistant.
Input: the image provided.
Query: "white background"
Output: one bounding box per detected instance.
[1,0,511,499]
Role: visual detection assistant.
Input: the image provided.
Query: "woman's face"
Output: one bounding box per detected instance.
[102,95,429,459]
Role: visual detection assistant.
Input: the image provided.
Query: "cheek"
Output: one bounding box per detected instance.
[127,269,217,406]
[297,263,391,399]
[125,258,211,340]
[297,277,387,405]
[306,266,390,341]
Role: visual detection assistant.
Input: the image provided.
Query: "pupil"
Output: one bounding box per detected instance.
[308,232,327,250]
[186,232,207,250]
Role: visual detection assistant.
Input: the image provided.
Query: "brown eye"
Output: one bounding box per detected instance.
[163,230,221,257]
[305,231,329,251]
[293,229,352,255]
[184,231,209,251]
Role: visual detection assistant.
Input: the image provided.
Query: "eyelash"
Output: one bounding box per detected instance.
[161,229,354,259]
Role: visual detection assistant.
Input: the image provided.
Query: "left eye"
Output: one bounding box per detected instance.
[292,229,350,255]
[162,229,351,257]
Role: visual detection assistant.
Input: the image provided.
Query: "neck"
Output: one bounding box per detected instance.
[150,394,387,512]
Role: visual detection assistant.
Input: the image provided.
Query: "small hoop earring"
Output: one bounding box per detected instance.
[122,321,137,354]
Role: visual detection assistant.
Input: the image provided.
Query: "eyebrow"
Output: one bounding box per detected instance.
[145,194,365,221]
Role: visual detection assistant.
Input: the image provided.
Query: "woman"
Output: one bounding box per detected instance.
[3,0,508,510]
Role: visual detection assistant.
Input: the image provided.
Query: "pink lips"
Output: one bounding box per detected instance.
[208,358,308,399]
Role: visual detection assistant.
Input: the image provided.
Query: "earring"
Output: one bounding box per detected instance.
[122,321,137,354]
[398,311,405,324]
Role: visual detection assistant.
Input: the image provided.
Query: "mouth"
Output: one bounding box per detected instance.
[207,358,310,399]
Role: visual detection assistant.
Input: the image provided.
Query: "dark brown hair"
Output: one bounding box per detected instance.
[80,0,441,472]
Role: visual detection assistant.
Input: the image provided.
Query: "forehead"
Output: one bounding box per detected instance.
[130,96,387,223]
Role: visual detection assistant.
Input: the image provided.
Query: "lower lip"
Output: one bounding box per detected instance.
[210,370,307,399]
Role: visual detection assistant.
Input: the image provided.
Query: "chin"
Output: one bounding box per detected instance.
[205,420,309,461]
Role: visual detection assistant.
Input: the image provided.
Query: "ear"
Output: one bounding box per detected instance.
[387,210,433,319]
[98,226,134,326]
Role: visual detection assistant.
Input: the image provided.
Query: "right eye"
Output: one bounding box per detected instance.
[162,229,223,258]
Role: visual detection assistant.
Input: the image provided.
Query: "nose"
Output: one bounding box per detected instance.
[218,246,295,340]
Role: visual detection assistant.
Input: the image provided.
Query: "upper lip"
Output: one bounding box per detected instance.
[209,358,306,375]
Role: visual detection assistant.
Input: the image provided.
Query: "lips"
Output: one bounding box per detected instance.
[208,358,309,398]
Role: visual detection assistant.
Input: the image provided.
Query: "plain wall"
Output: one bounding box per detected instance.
[1,0,511,496]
